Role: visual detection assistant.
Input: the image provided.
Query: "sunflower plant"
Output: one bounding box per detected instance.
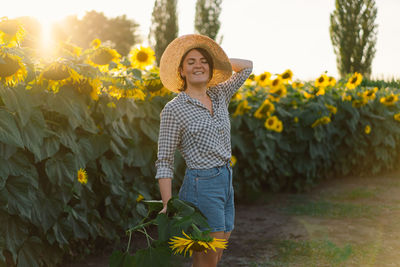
[110,197,219,267]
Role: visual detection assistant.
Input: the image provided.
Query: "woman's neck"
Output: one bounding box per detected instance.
[185,84,208,98]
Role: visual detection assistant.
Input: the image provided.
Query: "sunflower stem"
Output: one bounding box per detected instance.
[126,230,132,253]
[141,227,152,248]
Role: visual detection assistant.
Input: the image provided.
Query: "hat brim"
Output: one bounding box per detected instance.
[160,34,232,93]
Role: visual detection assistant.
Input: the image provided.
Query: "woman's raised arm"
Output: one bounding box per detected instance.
[229,58,253,72]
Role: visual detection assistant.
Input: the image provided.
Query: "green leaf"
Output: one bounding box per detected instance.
[143,200,163,214]
[77,134,110,164]
[0,143,17,159]
[45,153,77,186]
[100,156,123,180]
[0,109,24,148]
[17,237,42,267]
[109,250,136,267]
[51,220,70,246]
[31,194,62,233]
[135,203,148,217]
[4,175,36,219]
[8,152,38,180]
[35,136,60,162]
[156,213,170,242]
[58,125,79,154]
[0,158,9,181]
[127,68,142,80]
[19,109,48,160]
[48,87,97,133]
[0,86,34,127]
[140,119,159,142]
[134,246,172,267]
[4,216,28,262]
[127,143,153,167]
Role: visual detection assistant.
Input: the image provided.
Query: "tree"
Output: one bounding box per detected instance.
[149,0,179,66]
[52,11,141,56]
[194,0,223,42]
[330,0,378,78]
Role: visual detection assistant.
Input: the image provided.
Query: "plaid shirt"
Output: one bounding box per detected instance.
[155,67,252,179]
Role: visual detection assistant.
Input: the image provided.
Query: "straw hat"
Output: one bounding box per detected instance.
[159,34,232,93]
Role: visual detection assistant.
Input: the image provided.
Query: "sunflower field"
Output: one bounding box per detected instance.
[1,17,400,266]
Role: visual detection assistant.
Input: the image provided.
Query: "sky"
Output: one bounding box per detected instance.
[3,0,400,80]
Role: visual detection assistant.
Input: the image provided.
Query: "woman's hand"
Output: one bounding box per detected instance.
[159,205,168,214]
[229,58,253,72]
[158,178,172,214]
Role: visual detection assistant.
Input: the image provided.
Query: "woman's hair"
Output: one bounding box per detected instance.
[178,47,214,92]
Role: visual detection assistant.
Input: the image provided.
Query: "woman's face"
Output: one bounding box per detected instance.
[180,49,210,87]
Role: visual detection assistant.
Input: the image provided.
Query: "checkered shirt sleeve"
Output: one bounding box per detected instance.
[155,104,181,179]
[212,67,253,106]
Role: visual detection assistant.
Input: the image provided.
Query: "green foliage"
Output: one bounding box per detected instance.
[330,0,378,78]
[194,0,223,41]
[52,11,141,56]
[0,81,166,266]
[2,29,400,265]
[149,0,179,65]
[110,197,209,267]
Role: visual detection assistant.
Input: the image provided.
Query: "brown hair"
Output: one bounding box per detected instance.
[178,47,214,92]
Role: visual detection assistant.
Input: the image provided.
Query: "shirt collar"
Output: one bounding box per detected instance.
[178,89,217,105]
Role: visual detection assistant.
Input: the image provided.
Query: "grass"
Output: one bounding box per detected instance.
[329,188,377,201]
[247,239,383,267]
[282,198,376,218]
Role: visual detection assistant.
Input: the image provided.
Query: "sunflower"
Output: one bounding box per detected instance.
[380,94,398,106]
[57,41,82,57]
[268,85,287,102]
[269,76,283,91]
[143,77,163,92]
[280,69,293,83]
[325,104,337,115]
[76,77,102,101]
[315,74,329,88]
[108,83,146,101]
[136,194,144,202]
[291,81,304,89]
[352,98,368,108]
[254,98,275,119]
[264,116,283,132]
[346,72,363,89]
[362,87,378,101]
[316,87,325,96]
[129,45,156,70]
[38,61,81,92]
[256,72,271,87]
[303,90,314,99]
[0,17,25,46]
[0,50,27,86]
[169,230,227,257]
[77,168,88,184]
[231,155,237,167]
[364,125,371,134]
[311,116,331,128]
[274,120,283,133]
[90,38,101,49]
[244,73,256,86]
[328,76,336,87]
[233,99,251,117]
[394,113,400,122]
[341,93,352,101]
[87,46,121,72]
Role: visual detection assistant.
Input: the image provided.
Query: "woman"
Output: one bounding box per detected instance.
[155,34,252,267]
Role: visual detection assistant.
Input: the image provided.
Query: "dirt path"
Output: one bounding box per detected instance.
[63,170,400,267]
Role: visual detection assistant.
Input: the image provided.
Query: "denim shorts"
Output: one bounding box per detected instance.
[178,162,234,233]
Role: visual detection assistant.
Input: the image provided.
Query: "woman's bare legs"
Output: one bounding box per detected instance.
[191,231,232,267]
